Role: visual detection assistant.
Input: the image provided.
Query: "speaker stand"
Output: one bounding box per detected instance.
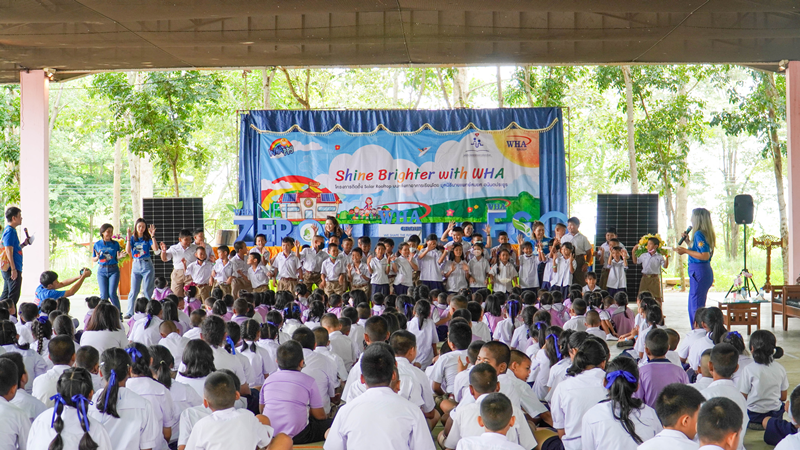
[725,223,759,299]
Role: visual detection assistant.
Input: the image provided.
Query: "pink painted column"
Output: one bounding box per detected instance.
[19,70,50,298]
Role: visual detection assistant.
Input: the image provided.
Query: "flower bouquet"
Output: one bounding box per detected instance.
[634,234,670,258]
[112,234,131,264]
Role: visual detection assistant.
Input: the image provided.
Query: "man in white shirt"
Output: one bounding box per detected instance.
[292,327,339,415]
[31,336,75,407]
[560,217,592,286]
[0,358,31,448]
[159,228,197,295]
[696,397,743,450]
[159,321,189,365]
[324,344,435,450]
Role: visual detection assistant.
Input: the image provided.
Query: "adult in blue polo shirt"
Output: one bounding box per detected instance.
[1,207,28,308]
[675,208,716,326]
[35,268,92,306]
[124,218,158,319]
[92,223,126,311]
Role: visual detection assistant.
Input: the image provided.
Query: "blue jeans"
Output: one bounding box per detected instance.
[126,258,155,317]
[97,264,121,312]
[688,262,714,326]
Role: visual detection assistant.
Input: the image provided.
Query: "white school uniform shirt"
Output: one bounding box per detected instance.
[302,348,339,414]
[185,259,213,285]
[321,257,346,282]
[228,253,248,277]
[2,345,48,393]
[178,405,211,447]
[271,251,300,280]
[211,259,233,284]
[554,255,578,288]
[174,374,208,400]
[446,393,535,450]
[368,256,390,284]
[775,433,800,450]
[503,373,548,418]
[183,327,202,341]
[701,379,747,450]
[407,316,440,369]
[159,332,189,365]
[393,257,415,287]
[164,242,198,270]
[29,405,113,450]
[281,318,303,337]
[15,322,35,346]
[79,328,129,355]
[732,355,754,386]
[238,344,269,388]
[585,327,606,340]
[468,257,490,287]
[209,346,247,387]
[677,329,708,361]
[550,367,608,450]
[561,232,592,256]
[686,333,715,371]
[563,315,587,332]
[324,387,435,450]
[582,400,662,450]
[31,364,71,407]
[606,258,627,289]
[418,249,444,282]
[0,397,30,450]
[472,320,493,342]
[634,324,653,357]
[444,260,469,292]
[545,358,573,402]
[637,252,666,275]
[299,247,328,273]
[89,386,160,450]
[490,261,518,293]
[509,325,533,353]
[11,388,47,422]
[398,357,437,413]
[341,353,423,408]
[126,376,179,449]
[316,346,348,382]
[348,261,370,288]
[739,361,789,413]
[692,376,713,391]
[247,265,270,289]
[456,433,527,450]
[129,316,164,347]
[637,429,699,450]
[429,350,469,394]
[529,350,553,400]
[233,352,256,388]
[184,407,274,450]
[453,365,474,403]
[518,253,540,288]
[328,331,357,371]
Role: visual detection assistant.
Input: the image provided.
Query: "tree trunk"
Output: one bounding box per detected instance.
[113,139,122,231]
[393,69,400,104]
[764,73,789,283]
[129,142,141,220]
[435,68,452,109]
[140,154,153,203]
[49,84,64,137]
[452,68,469,108]
[263,67,275,109]
[171,159,180,197]
[412,70,427,110]
[496,66,504,108]
[675,171,689,290]
[522,66,534,106]
[621,66,639,194]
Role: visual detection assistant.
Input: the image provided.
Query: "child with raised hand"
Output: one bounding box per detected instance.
[391,243,418,296]
[638,383,705,450]
[582,356,662,450]
[696,397,744,450]
[187,372,291,450]
[634,329,688,408]
[489,248,518,294]
[633,237,668,306]
[739,329,788,430]
[517,238,540,293]
[0,358,30,448]
[605,245,629,296]
[441,243,470,295]
[28,367,112,450]
[700,343,747,450]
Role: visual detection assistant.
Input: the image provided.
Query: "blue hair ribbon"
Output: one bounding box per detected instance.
[50,394,67,428]
[266,321,277,327]
[71,394,92,431]
[604,370,638,389]
[534,321,546,330]
[507,300,520,317]
[36,316,49,324]
[547,334,562,359]
[125,347,142,363]
[727,331,742,340]
[104,369,117,409]
[226,336,236,355]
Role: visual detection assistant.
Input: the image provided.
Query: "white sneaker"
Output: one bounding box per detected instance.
[605,334,619,341]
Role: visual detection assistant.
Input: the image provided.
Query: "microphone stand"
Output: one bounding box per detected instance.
[725,223,759,299]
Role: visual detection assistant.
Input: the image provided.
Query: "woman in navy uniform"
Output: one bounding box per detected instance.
[675,208,716,326]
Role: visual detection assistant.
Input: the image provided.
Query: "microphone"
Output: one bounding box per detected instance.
[678,226,692,246]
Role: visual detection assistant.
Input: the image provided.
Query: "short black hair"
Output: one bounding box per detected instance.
[203,372,237,410]
[448,321,472,350]
[277,340,304,371]
[48,335,76,365]
[361,342,396,387]
[5,207,20,222]
[466,302,482,322]
[0,353,23,390]
[791,385,800,423]
[75,346,100,371]
[655,383,706,427]
[201,315,226,347]
[710,343,739,379]
[313,327,329,347]
[644,328,669,358]
[469,363,498,395]
[291,327,316,350]
[364,316,389,343]
[451,309,472,322]
[697,397,743,444]
[389,330,416,357]
[480,393,514,432]
[571,299,587,315]
[481,341,511,367]
[0,359,18,396]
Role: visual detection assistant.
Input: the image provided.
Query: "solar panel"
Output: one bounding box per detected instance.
[320,193,336,202]
[143,198,204,281]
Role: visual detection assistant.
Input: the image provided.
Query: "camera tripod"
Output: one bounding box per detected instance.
[725,223,759,299]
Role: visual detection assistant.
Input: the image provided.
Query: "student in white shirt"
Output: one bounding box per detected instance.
[366,243,391,296]
[407,300,440,370]
[270,237,301,294]
[562,299,588,332]
[184,372,291,450]
[210,245,234,296]
[148,344,203,448]
[391,243,417,296]
[489,249,518,293]
[550,338,609,450]
[78,304,128,357]
[321,314,356,371]
[31,336,75,407]
[28,367,113,450]
[700,344,747,450]
[695,397,744,450]
[0,358,30,449]
[582,357,662,450]
[638,383,705,450]
[239,319,277,386]
[772,387,800,450]
[184,247,214,300]
[739,329,789,429]
[583,311,606,340]
[126,343,179,448]
[605,245,628,295]
[1,352,47,422]
[159,320,189,365]
[313,328,349,384]
[467,245,490,291]
[324,344,435,450]
[516,239,539,292]
[129,300,164,347]
[418,234,445,291]
[292,327,338,415]
[246,253,271,293]
[453,392,527,450]
[390,331,441,430]
[320,245,347,296]
[1,320,49,393]
[159,229,197,296]
[197,316,250,396]
[429,320,472,397]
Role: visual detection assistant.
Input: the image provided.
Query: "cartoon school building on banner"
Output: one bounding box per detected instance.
[277,180,341,220]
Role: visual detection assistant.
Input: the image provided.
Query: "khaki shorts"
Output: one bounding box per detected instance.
[324,280,345,296]
[278,278,298,293]
[303,272,322,292]
[217,283,232,296]
[170,269,193,296]
[196,284,212,301]
[639,274,663,303]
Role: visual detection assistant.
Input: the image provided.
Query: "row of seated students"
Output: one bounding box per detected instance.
[0,278,797,450]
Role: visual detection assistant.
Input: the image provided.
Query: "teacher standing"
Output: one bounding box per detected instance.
[675,208,716,326]
[92,223,126,312]
[124,218,158,319]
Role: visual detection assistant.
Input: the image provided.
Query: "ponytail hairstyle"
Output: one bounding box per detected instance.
[97,348,132,418]
[604,356,645,444]
[413,299,432,330]
[485,294,503,317]
[722,330,748,356]
[32,316,52,355]
[148,345,174,389]
[504,299,522,338]
[543,326,564,367]
[50,367,98,450]
[127,343,152,378]
[185,285,198,300]
[56,297,71,315]
[162,300,179,324]
[614,292,630,318]
[53,315,76,342]
[133,297,148,315]
[283,302,302,321]
[240,319,260,353]
[212,300,228,317]
[566,330,589,360]
[566,338,607,377]
[396,295,414,321]
[530,310,551,344]
[701,307,727,344]
[307,301,325,323]
[750,329,783,365]
[266,309,284,330]
[179,340,216,379]
[144,300,162,329]
[0,320,26,349]
[646,306,662,329]
[521,305,538,329]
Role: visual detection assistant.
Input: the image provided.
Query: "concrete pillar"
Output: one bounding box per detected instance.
[19,70,50,297]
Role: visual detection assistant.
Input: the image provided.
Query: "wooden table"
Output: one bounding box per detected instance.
[717,300,767,335]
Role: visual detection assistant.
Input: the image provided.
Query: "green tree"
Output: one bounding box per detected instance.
[0,86,20,206]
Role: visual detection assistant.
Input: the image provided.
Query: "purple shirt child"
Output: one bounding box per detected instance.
[184,297,201,315]
[260,369,323,437]
[634,359,689,408]
[153,287,173,301]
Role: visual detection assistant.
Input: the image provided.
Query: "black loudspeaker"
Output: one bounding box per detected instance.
[734,194,754,225]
